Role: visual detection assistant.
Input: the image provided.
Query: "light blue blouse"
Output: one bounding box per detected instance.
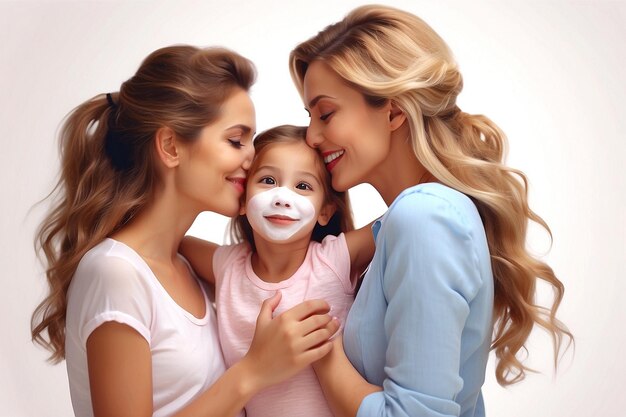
[344,183,494,417]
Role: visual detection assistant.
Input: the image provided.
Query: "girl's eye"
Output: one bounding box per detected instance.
[296,182,312,191]
[228,138,244,148]
[320,112,333,121]
[259,177,276,185]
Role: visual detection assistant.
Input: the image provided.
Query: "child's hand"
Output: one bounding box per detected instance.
[242,292,340,390]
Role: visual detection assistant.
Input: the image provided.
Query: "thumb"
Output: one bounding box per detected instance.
[257,291,282,327]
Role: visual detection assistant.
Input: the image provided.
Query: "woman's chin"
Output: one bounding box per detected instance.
[331,174,354,193]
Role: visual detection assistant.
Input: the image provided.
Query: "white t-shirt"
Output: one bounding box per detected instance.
[65,238,226,417]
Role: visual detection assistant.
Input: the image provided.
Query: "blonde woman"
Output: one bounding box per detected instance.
[31,45,339,417]
[290,5,572,417]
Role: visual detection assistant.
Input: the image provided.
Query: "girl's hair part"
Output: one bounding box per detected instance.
[230,124,354,250]
[32,45,256,362]
[290,5,572,385]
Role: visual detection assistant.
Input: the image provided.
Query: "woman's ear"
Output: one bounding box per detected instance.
[155,127,180,168]
[317,202,337,226]
[389,101,406,131]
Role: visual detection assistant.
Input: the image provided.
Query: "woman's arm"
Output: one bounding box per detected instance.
[312,336,381,417]
[344,221,376,276]
[87,292,340,417]
[87,322,153,417]
[179,236,219,284]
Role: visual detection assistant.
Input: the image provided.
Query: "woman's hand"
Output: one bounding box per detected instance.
[241,291,340,391]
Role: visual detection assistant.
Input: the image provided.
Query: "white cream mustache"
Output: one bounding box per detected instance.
[246,187,316,241]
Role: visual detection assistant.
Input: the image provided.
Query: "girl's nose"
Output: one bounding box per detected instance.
[272,192,292,208]
[273,199,291,208]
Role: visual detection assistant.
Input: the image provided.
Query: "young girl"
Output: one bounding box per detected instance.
[180,125,376,417]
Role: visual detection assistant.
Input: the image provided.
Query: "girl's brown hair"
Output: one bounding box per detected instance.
[290,5,572,385]
[230,125,354,251]
[32,45,256,362]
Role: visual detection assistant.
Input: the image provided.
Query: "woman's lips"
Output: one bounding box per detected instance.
[227,177,246,193]
[322,150,344,172]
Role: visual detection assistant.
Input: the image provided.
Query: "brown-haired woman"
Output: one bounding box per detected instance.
[31,45,339,417]
[290,5,573,417]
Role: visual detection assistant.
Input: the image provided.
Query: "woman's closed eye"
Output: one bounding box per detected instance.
[228,137,244,148]
[320,111,333,121]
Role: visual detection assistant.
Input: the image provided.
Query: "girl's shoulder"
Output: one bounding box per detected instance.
[212,242,251,276]
[214,241,250,259]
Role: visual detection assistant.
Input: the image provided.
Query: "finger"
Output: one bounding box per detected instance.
[298,319,341,351]
[298,340,334,365]
[297,313,336,336]
[280,299,331,321]
[257,291,282,327]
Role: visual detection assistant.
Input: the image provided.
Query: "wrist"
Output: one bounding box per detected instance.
[231,355,265,400]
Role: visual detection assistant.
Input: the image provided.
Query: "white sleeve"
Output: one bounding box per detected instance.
[71,254,153,347]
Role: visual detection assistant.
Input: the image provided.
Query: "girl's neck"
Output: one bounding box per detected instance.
[250,237,311,283]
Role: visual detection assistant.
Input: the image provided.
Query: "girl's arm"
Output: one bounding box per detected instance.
[88,292,340,417]
[344,221,376,277]
[179,235,219,284]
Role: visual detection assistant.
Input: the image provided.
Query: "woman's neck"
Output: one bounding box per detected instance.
[111,186,197,264]
[250,237,311,283]
[368,124,436,206]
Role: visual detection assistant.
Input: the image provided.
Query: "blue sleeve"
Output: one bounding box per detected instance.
[358,192,484,417]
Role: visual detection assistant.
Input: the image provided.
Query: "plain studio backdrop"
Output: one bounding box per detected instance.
[1,0,624,416]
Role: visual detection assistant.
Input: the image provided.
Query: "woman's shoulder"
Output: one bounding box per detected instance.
[79,238,137,267]
[386,182,480,227]
[74,238,148,288]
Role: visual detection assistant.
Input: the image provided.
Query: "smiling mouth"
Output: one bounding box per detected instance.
[264,214,299,225]
[323,150,344,164]
[227,177,246,192]
[322,150,344,172]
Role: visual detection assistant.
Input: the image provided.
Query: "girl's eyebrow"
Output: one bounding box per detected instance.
[296,171,322,185]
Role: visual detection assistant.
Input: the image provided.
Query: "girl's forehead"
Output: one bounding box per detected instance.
[253,140,325,177]
[255,140,316,163]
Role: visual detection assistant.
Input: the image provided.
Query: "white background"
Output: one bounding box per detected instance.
[1,0,624,416]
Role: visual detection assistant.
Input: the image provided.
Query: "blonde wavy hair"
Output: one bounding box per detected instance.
[32,45,256,363]
[290,4,572,385]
